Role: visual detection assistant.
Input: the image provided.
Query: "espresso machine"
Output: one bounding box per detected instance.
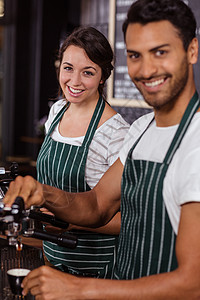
[0,195,77,249]
[0,163,77,299]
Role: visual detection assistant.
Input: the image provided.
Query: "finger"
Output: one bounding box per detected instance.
[22,268,41,296]
[39,208,49,213]
[23,266,54,299]
[16,176,42,208]
[40,208,54,216]
[4,176,44,208]
[24,191,44,209]
[3,176,24,206]
[29,286,43,297]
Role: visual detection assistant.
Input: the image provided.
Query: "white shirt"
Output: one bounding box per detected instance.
[45,99,130,189]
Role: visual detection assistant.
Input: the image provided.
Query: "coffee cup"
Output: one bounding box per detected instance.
[7,268,30,295]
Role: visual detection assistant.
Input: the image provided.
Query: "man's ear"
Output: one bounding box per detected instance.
[188,37,198,65]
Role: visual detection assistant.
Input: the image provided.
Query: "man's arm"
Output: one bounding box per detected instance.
[22,202,200,299]
[40,209,121,235]
[4,158,123,228]
[68,212,121,235]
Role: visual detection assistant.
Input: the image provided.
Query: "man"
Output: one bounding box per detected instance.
[4,0,200,298]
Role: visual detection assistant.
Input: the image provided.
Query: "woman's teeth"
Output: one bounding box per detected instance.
[145,78,164,87]
[69,87,83,94]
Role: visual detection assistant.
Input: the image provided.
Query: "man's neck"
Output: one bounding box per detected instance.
[154,87,196,127]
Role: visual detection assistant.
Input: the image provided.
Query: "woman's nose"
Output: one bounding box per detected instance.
[70,72,82,86]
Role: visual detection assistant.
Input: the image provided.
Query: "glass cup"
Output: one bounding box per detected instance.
[7,268,30,296]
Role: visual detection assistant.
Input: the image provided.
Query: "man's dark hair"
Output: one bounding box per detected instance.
[123,0,197,50]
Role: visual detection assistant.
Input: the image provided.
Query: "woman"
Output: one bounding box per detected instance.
[37,26,129,279]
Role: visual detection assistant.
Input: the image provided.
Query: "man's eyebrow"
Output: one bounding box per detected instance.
[126,50,138,54]
[149,44,170,52]
[126,44,170,54]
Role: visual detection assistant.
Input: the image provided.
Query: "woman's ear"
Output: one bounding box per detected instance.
[188,37,198,65]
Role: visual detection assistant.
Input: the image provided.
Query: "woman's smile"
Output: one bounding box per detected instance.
[67,86,85,97]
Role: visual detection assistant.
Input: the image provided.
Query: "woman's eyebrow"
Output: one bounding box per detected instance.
[83,66,97,71]
[62,62,97,71]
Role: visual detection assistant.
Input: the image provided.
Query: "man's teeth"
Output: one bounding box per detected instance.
[69,87,83,93]
[145,79,164,87]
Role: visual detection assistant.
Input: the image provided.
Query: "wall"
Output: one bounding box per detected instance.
[80,0,200,125]
[1,0,81,162]
[80,0,152,125]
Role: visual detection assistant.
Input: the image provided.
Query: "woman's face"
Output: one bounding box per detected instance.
[59,45,102,105]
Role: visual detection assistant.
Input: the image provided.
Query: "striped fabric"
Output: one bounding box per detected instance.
[46,99,130,189]
[114,91,200,280]
[37,96,119,278]
[43,232,117,278]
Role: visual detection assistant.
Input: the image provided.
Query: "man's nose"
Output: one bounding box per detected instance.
[139,57,158,79]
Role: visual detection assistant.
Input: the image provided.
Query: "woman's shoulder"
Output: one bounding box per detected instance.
[48,99,66,116]
[97,112,130,139]
[102,102,129,127]
[45,99,66,132]
[107,113,130,128]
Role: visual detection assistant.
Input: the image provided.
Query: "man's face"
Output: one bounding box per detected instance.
[125,21,191,110]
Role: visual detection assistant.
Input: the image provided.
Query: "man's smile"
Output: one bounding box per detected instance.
[135,76,169,93]
[144,78,165,87]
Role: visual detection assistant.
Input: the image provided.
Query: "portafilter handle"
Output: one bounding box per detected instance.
[30,229,77,249]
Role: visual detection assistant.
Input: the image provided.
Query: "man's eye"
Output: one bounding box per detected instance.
[156,50,166,56]
[128,52,140,60]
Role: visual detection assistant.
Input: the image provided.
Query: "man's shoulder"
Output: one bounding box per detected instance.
[120,112,154,159]
[129,111,154,133]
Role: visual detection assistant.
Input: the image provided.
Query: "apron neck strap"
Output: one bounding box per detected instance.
[82,96,105,147]
[47,102,69,135]
[164,91,200,164]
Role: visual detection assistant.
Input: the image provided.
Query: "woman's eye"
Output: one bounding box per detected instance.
[84,71,94,76]
[64,66,72,71]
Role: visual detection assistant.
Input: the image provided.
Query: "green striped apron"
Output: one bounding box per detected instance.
[114,91,200,279]
[37,96,117,278]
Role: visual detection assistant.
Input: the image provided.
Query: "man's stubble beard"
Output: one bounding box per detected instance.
[133,56,189,111]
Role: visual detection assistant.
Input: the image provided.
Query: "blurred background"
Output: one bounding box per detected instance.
[0,0,114,176]
[0,0,199,177]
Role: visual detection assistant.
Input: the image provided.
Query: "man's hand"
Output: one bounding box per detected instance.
[3,175,44,209]
[22,266,86,300]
